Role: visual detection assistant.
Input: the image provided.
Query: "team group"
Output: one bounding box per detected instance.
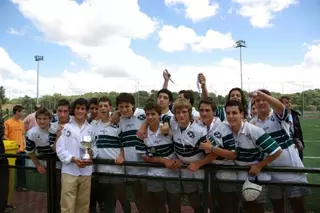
[6,72,310,213]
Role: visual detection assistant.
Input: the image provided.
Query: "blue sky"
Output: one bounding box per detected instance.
[0,0,319,97]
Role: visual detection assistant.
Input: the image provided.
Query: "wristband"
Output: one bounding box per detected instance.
[210,145,214,153]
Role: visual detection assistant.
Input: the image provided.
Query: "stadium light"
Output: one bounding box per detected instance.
[235,40,247,90]
[34,55,44,105]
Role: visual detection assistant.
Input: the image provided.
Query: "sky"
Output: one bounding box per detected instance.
[0,0,320,99]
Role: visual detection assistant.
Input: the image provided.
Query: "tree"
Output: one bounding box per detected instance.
[0,86,8,106]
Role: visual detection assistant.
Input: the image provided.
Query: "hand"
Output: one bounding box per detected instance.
[72,157,86,168]
[172,159,182,169]
[188,162,200,172]
[249,164,262,176]
[226,152,237,160]
[36,165,47,174]
[115,155,124,165]
[160,122,170,135]
[83,159,93,166]
[110,111,120,124]
[163,159,175,169]
[198,73,206,86]
[136,129,146,140]
[199,140,213,153]
[163,69,171,81]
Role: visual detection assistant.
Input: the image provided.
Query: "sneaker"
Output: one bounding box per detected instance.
[16,186,28,191]
[5,204,16,213]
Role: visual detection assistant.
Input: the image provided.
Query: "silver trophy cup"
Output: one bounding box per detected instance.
[80,135,92,160]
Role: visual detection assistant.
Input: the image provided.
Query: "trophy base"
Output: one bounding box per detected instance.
[82,153,91,161]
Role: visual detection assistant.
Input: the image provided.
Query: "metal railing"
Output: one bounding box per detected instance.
[1,153,320,213]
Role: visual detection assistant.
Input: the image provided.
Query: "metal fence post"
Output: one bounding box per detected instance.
[46,157,56,213]
[203,170,209,213]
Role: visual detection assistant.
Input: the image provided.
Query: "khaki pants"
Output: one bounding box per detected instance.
[60,173,91,213]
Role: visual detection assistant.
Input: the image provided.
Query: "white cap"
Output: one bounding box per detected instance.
[242,178,262,201]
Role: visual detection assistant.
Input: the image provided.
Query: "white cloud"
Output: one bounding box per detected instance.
[1,0,319,100]
[232,0,298,28]
[164,0,219,22]
[158,25,235,52]
[7,27,26,36]
[1,41,320,99]
[11,0,157,79]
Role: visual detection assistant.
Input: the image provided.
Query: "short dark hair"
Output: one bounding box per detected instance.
[34,105,42,111]
[88,98,98,106]
[179,90,195,106]
[13,105,24,114]
[98,96,112,106]
[35,108,52,119]
[227,87,248,118]
[258,89,271,96]
[225,100,244,113]
[157,89,173,102]
[199,97,217,113]
[144,102,162,116]
[73,98,89,110]
[56,99,70,109]
[279,95,291,103]
[116,93,135,106]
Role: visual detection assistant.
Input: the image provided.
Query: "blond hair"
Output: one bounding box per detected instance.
[173,98,192,119]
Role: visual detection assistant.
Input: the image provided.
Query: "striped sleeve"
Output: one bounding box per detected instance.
[274,108,290,123]
[216,106,225,121]
[161,114,172,124]
[25,132,36,153]
[253,126,281,155]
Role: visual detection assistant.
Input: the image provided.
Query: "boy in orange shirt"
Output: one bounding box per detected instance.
[4,105,27,191]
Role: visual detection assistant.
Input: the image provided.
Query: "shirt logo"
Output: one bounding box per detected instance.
[245,133,252,141]
[137,114,146,121]
[187,131,195,138]
[214,132,222,138]
[65,130,71,137]
[126,124,135,129]
[271,116,275,122]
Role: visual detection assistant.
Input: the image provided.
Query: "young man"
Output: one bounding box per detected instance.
[26,108,55,174]
[279,95,304,161]
[178,90,200,117]
[197,73,225,121]
[56,98,94,213]
[116,92,148,213]
[4,105,27,191]
[161,98,215,213]
[88,98,99,123]
[91,96,128,213]
[142,102,181,213]
[156,88,173,116]
[23,104,42,131]
[196,98,239,213]
[250,90,310,213]
[226,99,282,213]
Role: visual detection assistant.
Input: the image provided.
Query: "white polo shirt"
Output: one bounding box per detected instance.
[91,120,124,175]
[56,119,94,176]
[250,109,307,182]
[119,108,147,175]
[233,122,281,181]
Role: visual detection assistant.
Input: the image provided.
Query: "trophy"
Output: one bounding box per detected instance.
[80,135,92,160]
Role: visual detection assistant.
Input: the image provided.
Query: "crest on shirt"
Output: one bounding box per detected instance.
[187,131,195,138]
[65,130,71,137]
[126,124,135,129]
[245,133,252,141]
[214,132,222,138]
[137,114,146,121]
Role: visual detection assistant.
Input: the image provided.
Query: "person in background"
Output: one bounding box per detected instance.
[279,96,304,161]
[0,116,10,213]
[250,101,258,118]
[88,98,99,123]
[4,105,27,192]
[23,104,42,131]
